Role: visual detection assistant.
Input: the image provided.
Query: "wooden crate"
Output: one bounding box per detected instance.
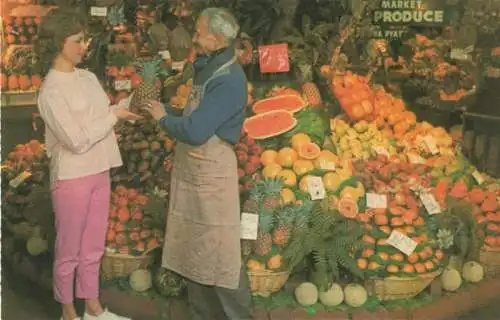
[1,90,38,107]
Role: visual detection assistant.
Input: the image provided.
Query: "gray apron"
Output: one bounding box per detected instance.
[162,56,242,290]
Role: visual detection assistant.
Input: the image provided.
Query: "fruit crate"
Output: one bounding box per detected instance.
[1,90,38,107]
[462,112,500,178]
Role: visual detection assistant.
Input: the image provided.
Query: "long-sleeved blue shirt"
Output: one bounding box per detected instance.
[159,45,247,145]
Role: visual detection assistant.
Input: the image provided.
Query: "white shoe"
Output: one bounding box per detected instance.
[83,308,131,320]
[60,317,81,320]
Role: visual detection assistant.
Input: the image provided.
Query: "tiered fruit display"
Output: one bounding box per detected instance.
[1,45,42,91]
[105,185,164,256]
[236,132,263,195]
[352,155,445,277]
[112,120,175,192]
[2,15,41,45]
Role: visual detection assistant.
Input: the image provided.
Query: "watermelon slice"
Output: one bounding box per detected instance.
[252,94,306,114]
[243,110,297,140]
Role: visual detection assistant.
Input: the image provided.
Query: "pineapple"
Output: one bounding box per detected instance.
[253,210,274,256]
[259,179,283,211]
[272,210,294,248]
[130,58,164,115]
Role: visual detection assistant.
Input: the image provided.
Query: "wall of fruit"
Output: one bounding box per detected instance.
[2,0,500,316]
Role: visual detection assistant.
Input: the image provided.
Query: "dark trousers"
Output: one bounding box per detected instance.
[187,267,253,320]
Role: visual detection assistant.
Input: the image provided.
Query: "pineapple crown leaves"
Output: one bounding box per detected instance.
[135,58,171,83]
[258,210,275,234]
[107,5,125,26]
[257,178,284,197]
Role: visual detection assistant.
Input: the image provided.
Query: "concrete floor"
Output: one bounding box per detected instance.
[2,267,500,320]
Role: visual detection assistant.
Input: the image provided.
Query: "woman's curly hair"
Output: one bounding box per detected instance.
[34,8,88,76]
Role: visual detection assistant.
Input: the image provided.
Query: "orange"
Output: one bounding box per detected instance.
[357,258,368,269]
[262,163,283,179]
[403,264,415,273]
[260,150,278,166]
[292,159,315,176]
[313,150,338,170]
[322,172,343,191]
[280,188,296,205]
[361,248,375,258]
[368,261,381,270]
[297,142,321,160]
[298,175,313,193]
[290,133,311,151]
[391,253,404,262]
[378,252,389,261]
[277,147,298,167]
[277,169,297,187]
[387,264,399,273]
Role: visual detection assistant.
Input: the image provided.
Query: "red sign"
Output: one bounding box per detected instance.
[258,44,290,73]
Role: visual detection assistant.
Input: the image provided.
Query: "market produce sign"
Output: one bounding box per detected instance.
[372,0,445,39]
[258,44,290,74]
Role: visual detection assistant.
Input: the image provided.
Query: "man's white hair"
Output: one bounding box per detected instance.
[200,7,239,44]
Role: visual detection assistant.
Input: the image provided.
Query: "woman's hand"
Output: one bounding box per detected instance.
[142,100,167,121]
[113,108,143,121]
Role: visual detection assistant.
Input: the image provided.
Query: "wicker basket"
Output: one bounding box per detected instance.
[479,245,500,278]
[101,249,156,279]
[365,270,442,301]
[247,269,290,297]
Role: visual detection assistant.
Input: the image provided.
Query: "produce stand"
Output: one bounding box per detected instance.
[3,0,500,319]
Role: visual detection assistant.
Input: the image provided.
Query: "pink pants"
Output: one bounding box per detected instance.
[51,171,110,304]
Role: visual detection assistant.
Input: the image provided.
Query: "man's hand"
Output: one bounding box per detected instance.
[142,100,167,121]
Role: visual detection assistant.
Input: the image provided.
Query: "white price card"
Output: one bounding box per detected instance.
[240,212,259,240]
[423,136,439,154]
[90,7,107,17]
[407,153,425,164]
[472,171,484,185]
[387,230,418,256]
[318,160,336,171]
[366,193,387,209]
[114,79,132,91]
[420,193,441,215]
[9,171,32,188]
[171,61,185,71]
[372,146,389,157]
[159,50,171,60]
[450,48,472,61]
[307,176,326,200]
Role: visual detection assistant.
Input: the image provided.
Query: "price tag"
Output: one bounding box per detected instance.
[366,193,387,209]
[450,48,471,61]
[372,146,390,157]
[472,171,484,185]
[423,136,439,155]
[420,193,441,215]
[318,160,336,171]
[114,79,131,91]
[240,212,259,240]
[171,61,185,71]
[159,50,171,60]
[387,230,418,256]
[307,176,326,200]
[9,171,32,188]
[90,6,108,17]
[407,153,425,164]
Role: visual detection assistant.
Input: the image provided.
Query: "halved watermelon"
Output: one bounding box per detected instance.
[252,94,306,114]
[243,110,297,140]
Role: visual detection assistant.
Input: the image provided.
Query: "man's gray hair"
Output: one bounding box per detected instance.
[200,7,240,44]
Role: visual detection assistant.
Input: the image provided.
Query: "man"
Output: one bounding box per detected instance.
[143,7,253,320]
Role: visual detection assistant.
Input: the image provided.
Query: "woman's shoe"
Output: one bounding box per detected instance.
[83,308,131,320]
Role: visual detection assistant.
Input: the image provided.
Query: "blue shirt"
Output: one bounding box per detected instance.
[159,45,247,145]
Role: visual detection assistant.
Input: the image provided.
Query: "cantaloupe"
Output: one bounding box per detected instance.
[319,283,344,307]
[461,261,484,283]
[295,282,318,306]
[441,267,462,291]
[344,284,367,307]
[129,269,153,292]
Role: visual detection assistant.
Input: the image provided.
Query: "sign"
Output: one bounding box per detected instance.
[258,44,290,73]
[240,212,259,240]
[9,171,32,188]
[114,79,131,91]
[472,171,484,185]
[372,1,445,39]
[366,193,387,209]
[420,192,441,215]
[387,230,418,256]
[171,61,185,71]
[307,176,326,200]
[90,7,107,17]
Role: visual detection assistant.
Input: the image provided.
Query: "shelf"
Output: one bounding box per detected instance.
[1,90,38,108]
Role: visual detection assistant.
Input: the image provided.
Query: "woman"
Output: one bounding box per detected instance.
[35,8,139,320]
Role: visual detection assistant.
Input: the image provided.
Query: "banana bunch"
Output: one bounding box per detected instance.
[331,119,396,160]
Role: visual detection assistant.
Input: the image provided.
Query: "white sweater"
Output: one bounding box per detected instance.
[37,68,122,185]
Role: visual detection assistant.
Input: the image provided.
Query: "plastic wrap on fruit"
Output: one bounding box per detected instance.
[258,43,290,73]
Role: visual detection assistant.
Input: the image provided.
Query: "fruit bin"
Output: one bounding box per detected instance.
[479,245,500,278]
[462,112,500,178]
[364,270,442,301]
[247,269,291,297]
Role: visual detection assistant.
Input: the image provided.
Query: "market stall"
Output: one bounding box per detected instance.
[2,0,500,318]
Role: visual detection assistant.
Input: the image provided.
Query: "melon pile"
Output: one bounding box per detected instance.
[105,185,164,256]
